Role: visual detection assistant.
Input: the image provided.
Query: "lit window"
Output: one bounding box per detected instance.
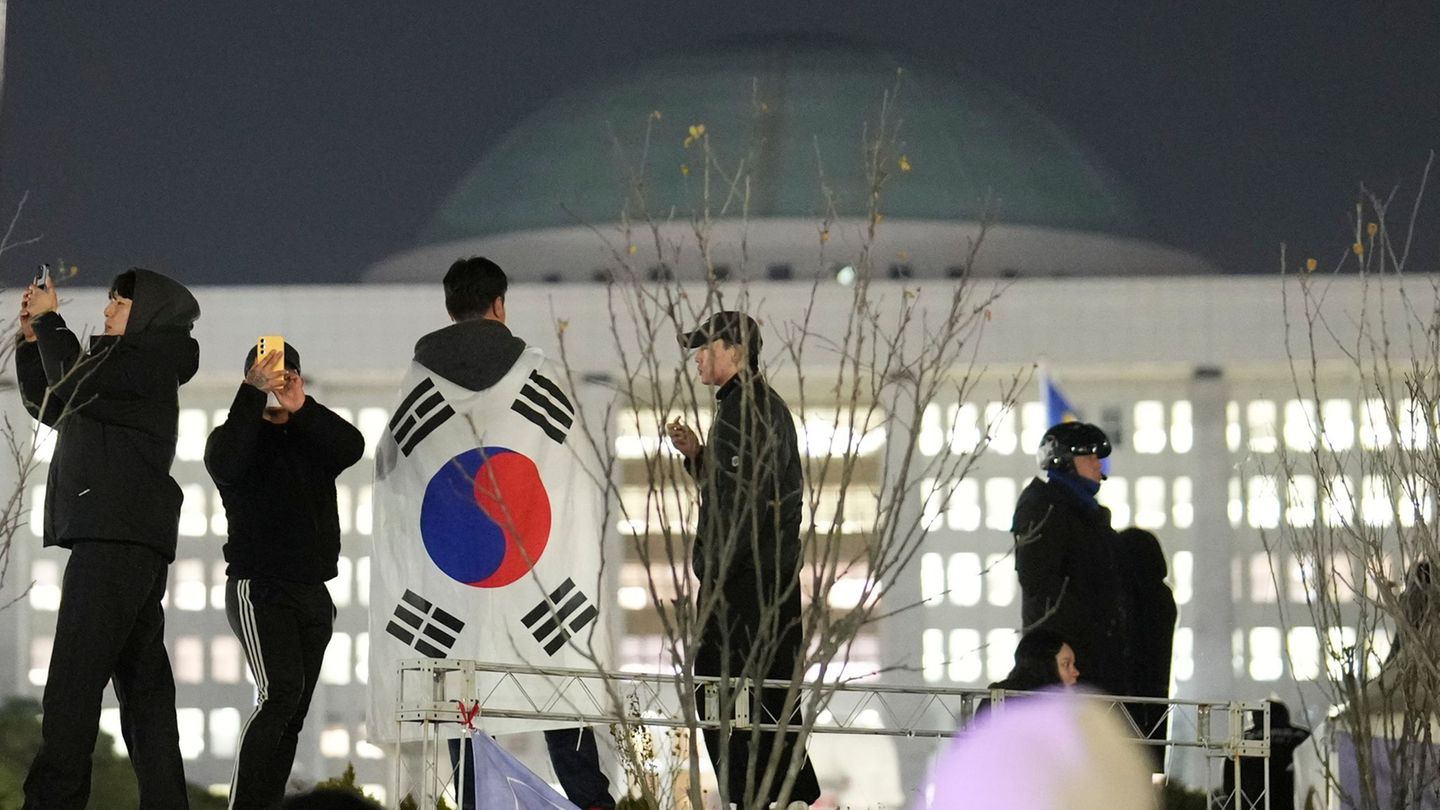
[320,725,352,758]
[179,484,209,537]
[947,629,982,683]
[211,560,228,610]
[1228,477,1242,528]
[1171,552,1193,605]
[1247,401,1278,453]
[29,636,51,685]
[917,404,944,456]
[356,485,373,535]
[1286,476,1316,528]
[984,479,1016,531]
[211,636,243,684]
[357,557,370,607]
[920,479,946,532]
[209,708,241,759]
[29,485,45,537]
[947,554,981,607]
[1361,475,1393,527]
[356,737,385,760]
[29,560,60,611]
[617,586,648,610]
[798,407,887,458]
[1134,476,1166,529]
[210,490,227,538]
[1249,553,1277,603]
[328,557,353,608]
[1248,627,1283,681]
[1247,476,1281,529]
[1287,626,1320,681]
[355,632,369,684]
[985,628,1019,683]
[336,485,353,535]
[176,409,208,461]
[177,708,205,760]
[946,479,981,532]
[321,633,352,685]
[984,553,1016,607]
[1170,401,1193,453]
[358,407,389,459]
[922,629,945,683]
[32,420,57,463]
[984,403,1017,455]
[1288,557,1316,604]
[1019,402,1047,455]
[211,409,228,429]
[1400,398,1430,450]
[1283,400,1317,451]
[1099,477,1129,528]
[1323,475,1355,527]
[1398,476,1433,527]
[920,553,945,606]
[173,636,204,684]
[1360,399,1391,449]
[1172,477,1194,529]
[1133,401,1166,454]
[173,559,207,611]
[1172,628,1193,681]
[1321,400,1354,451]
[826,576,875,609]
[948,404,983,455]
[1225,402,1241,452]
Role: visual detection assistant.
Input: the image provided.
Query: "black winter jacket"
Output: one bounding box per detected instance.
[205,384,365,583]
[1011,475,1130,695]
[16,270,200,560]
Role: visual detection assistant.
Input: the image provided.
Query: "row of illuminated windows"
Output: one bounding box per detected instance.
[616,562,882,610]
[1229,398,1436,454]
[30,631,370,688]
[29,557,374,612]
[916,401,1195,457]
[1235,552,1419,606]
[615,484,881,536]
[921,627,1197,685]
[617,634,883,684]
[920,476,1195,533]
[918,551,1195,609]
[613,407,890,461]
[1227,474,1434,529]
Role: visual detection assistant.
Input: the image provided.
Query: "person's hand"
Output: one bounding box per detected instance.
[18,288,36,343]
[666,419,700,460]
[24,280,57,320]
[244,350,285,391]
[274,369,307,413]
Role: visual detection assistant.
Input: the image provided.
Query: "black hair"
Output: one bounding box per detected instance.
[443,257,507,321]
[717,335,762,373]
[992,628,1071,691]
[108,269,138,300]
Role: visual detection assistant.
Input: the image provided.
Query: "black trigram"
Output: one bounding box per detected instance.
[511,371,573,445]
[390,377,454,456]
[386,589,465,658]
[521,578,597,656]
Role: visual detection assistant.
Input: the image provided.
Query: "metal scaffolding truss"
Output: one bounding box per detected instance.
[393,659,1274,809]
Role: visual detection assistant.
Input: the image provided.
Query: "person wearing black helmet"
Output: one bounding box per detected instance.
[1010,421,1130,697]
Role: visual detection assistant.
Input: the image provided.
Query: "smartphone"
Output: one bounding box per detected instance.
[256,335,285,366]
[34,263,50,288]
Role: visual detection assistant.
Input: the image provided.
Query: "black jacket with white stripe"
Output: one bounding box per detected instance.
[205,384,365,583]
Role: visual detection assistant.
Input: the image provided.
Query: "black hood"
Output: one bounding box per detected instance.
[126,269,201,334]
[413,319,525,391]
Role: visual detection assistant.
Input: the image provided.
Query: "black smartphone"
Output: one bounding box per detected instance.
[33,263,50,287]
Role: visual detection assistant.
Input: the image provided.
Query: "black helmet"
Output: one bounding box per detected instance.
[1037,421,1111,472]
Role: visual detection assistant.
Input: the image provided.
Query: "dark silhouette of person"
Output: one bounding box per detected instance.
[1220,700,1310,809]
[1116,527,1177,772]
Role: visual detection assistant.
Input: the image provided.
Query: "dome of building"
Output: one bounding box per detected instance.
[367,37,1216,282]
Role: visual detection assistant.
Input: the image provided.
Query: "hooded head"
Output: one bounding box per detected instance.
[108,268,201,336]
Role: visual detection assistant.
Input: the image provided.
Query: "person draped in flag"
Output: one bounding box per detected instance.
[205,341,365,808]
[411,256,615,810]
[1010,421,1130,697]
[16,268,199,810]
[667,310,822,809]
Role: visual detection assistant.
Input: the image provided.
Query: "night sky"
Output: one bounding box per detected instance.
[0,2,1436,286]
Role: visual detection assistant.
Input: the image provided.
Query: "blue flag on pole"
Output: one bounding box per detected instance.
[470,732,579,810]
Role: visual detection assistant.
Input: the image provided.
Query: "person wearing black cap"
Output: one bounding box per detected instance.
[16,268,200,810]
[1010,422,1130,697]
[667,310,822,809]
[205,341,365,809]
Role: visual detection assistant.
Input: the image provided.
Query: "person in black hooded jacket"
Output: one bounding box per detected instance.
[16,268,199,810]
[205,340,365,809]
[1116,527,1176,771]
[1011,422,1130,698]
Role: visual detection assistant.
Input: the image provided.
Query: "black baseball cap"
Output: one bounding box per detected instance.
[680,310,762,352]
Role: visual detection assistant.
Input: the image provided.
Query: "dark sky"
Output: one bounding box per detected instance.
[1,2,1436,286]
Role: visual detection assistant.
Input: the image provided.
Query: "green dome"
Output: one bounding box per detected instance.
[422,39,1142,245]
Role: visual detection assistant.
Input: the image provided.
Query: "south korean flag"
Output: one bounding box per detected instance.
[368,346,610,741]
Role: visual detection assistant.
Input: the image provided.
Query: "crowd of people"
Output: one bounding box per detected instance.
[15,255,1191,809]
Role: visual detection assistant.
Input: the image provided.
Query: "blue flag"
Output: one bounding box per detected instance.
[470,732,579,809]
